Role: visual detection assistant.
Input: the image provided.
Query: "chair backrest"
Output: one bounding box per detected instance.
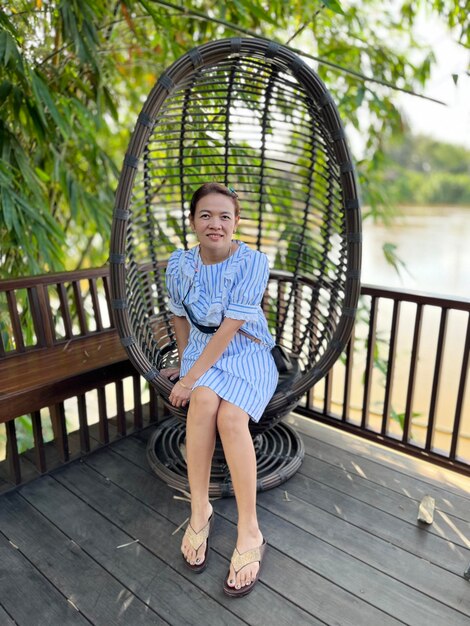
[110,37,361,407]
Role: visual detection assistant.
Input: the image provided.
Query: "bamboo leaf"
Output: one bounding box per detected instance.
[321,0,345,15]
[1,188,14,230]
[0,80,13,104]
[1,0,467,280]
[30,70,69,138]
[233,0,278,25]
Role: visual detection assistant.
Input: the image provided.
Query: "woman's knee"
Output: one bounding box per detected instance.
[217,402,250,438]
[187,387,220,424]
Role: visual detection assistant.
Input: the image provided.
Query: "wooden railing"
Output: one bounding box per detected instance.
[1,267,469,491]
[299,285,470,475]
[0,267,164,492]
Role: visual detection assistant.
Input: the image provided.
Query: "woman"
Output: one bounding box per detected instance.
[161,182,278,597]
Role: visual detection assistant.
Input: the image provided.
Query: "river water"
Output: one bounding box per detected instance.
[362,205,470,298]
[341,205,470,461]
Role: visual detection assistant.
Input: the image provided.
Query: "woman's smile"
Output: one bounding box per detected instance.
[190,192,240,263]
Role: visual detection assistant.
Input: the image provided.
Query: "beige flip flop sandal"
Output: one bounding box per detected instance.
[223,539,267,597]
[182,512,215,573]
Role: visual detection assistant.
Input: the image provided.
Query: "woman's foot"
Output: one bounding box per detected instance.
[225,528,264,590]
[181,503,213,569]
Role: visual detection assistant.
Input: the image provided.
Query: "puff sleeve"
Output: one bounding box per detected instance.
[225,251,269,322]
[165,250,185,316]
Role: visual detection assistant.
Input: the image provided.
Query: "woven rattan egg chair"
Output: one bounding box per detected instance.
[110,37,361,497]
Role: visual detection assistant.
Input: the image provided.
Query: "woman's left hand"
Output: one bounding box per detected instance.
[160,366,180,381]
[168,379,192,408]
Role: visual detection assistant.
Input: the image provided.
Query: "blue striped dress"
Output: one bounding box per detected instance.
[166,241,279,422]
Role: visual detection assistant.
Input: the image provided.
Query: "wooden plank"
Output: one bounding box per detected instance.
[250,501,469,626]
[89,278,104,331]
[0,533,88,626]
[116,433,470,619]
[22,428,86,481]
[1,357,134,429]
[31,410,47,473]
[20,474,247,626]
[5,420,21,484]
[111,438,470,626]
[57,282,74,339]
[0,444,41,492]
[362,295,377,429]
[0,417,125,496]
[72,281,88,335]
[298,454,470,548]
[0,266,109,291]
[133,374,143,429]
[0,473,13,494]
[450,315,470,459]
[0,490,165,625]
[255,482,470,619]
[97,386,109,443]
[6,290,25,352]
[293,417,470,519]
[426,308,448,451]
[0,330,126,396]
[290,414,470,498]
[49,403,69,463]
[27,286,48,347]
[115,379,126,436]
[55,460,325,626]
[81,444,402,626]
[37,283,56,346]
[382,299,401,434]
[278,470,470,576]
[77,394,91,453]
[0,604,16,625]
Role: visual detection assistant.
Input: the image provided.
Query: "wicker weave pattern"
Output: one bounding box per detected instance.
[110,37,361,428]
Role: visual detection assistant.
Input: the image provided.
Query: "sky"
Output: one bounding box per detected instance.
[397,12,470,148]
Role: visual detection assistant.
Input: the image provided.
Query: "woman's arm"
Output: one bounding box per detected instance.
[160,315,190,381]
[174,315,190,360]
[185,317,244,384]
[169,317,244,407]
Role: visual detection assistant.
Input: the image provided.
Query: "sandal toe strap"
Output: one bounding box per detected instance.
[231,546,261,575]
[186,521,210,552]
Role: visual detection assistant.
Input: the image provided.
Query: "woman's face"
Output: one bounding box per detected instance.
[190,193,239,252]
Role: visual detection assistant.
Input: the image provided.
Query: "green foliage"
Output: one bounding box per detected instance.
[363,134,470,206]
[387,134,470,175]
[1,1,468,278]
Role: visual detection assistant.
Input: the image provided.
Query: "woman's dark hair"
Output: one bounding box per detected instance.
[189,182,240,218]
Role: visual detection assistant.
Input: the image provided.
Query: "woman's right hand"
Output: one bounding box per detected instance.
[168,379,192,408]
[160,366,180,382]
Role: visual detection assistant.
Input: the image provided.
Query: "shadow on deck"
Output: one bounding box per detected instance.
[1,414,469,626]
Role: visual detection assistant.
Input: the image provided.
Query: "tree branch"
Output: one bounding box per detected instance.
[74,234,96,271]
[147,0,446,105]
[30,0,447,106]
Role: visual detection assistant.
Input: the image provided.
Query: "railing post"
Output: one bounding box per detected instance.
[382,300,401,436]
[362,296,377,430]
[5,421,21,485]
[449,315,470,460]
[49,404,69,463]
[403,303,423,444]
[31,410,47,473]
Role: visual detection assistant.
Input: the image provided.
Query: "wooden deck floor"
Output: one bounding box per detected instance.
[1,414,469,626]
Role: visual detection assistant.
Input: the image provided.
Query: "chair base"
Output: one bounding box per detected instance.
[146,416,305,498]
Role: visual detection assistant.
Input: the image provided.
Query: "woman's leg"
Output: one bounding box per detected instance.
[217,401,263,589]
[182,386,220,566]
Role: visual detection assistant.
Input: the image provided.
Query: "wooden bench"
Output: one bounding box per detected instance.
[0,267,145,488]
